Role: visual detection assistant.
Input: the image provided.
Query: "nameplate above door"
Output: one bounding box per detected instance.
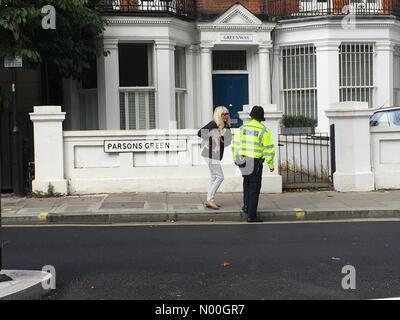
[221,34,253,42]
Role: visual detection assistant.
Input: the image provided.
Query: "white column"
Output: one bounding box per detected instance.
[97,39,120,130]
[325,102,374,192]
[239,104,283,193]
[30,106,67,194]
[271,47,281,107]
[258,43,272,106]
[155,41,176,130]
[186,45,199,128]
[375,41,394,107]
[200,43,214,125]
[315,41,341,133]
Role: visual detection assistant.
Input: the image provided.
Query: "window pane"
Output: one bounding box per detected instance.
[213,51,247,71]
[339,43,374,107]
[119,90,155,130]
[175,91,186,129]
[119,44,150,87]
[175,47,186,89]
[281,44,317,121]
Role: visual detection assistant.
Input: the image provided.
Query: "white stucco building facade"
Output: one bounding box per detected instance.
[30,2,400,195]
[62,3,400,134]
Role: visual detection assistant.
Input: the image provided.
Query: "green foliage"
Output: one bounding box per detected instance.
[30,183,63,198]
[282,114,318,128]
[0,0,108,80]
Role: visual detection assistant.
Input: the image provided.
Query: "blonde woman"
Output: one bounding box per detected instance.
[197,106,232,209]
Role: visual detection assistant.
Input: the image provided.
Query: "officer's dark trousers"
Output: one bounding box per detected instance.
[242,158,263,221]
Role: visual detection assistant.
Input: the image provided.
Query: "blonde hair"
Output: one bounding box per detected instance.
[213,106,231,129]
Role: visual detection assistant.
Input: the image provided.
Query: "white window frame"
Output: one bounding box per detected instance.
[118,43,156,130]
[175,46,187,129]
[339,42,374,108]
[394,45,400,105]
[119,87,156,130]
[280,44,318,120]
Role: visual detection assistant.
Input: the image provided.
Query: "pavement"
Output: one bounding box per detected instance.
[0,270,52,300]
[2,189,400,225]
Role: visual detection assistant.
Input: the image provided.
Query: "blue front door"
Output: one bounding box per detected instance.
[212,74,249,128]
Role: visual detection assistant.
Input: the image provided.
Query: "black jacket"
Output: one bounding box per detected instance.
[197,121,232,160]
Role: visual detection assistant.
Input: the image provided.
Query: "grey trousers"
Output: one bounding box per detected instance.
[207,161,224,201]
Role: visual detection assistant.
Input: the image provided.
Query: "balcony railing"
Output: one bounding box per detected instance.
[268,0,400,18]
[102,0,196,20]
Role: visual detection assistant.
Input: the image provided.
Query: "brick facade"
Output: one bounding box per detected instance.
[197,0,265,15]
[114,0,397,18]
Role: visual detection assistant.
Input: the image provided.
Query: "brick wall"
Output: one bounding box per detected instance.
[197,0,265,15]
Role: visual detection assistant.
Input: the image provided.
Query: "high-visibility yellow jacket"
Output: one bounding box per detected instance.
[232,119,275,171]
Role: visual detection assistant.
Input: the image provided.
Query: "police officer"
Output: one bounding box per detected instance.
[232,105,275,222]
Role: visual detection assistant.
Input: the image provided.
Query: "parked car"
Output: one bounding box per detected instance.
[369,106,400,127]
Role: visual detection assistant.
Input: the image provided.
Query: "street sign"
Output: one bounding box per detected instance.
[104,139,187,153]
[4,56,23,68]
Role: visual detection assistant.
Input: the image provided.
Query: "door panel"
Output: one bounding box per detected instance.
[212,74,249,128]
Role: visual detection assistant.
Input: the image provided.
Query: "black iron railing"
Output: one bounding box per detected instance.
[268,0,400,19]
[278,132,332,189]
[102,0,196,20]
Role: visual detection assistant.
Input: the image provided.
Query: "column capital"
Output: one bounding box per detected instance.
[200,42,214,52]
[155,40,176,51]
[315,41,341,52]
[188,44,200,54]
[258,41,273,53]
[103,39,119,50]
[375,41,396,52]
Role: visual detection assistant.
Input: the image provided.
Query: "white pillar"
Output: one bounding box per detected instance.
[258,43,272,105]
[271,47,281,107]
[186,45,199,129]
[97,39,120,130]
[375,41,394,108]
[325,102,374,192]
[155,41,176,130]
[30,106,67,194]
[239,104,283,193]
[315,41,340,133]
[200,43,214,125]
